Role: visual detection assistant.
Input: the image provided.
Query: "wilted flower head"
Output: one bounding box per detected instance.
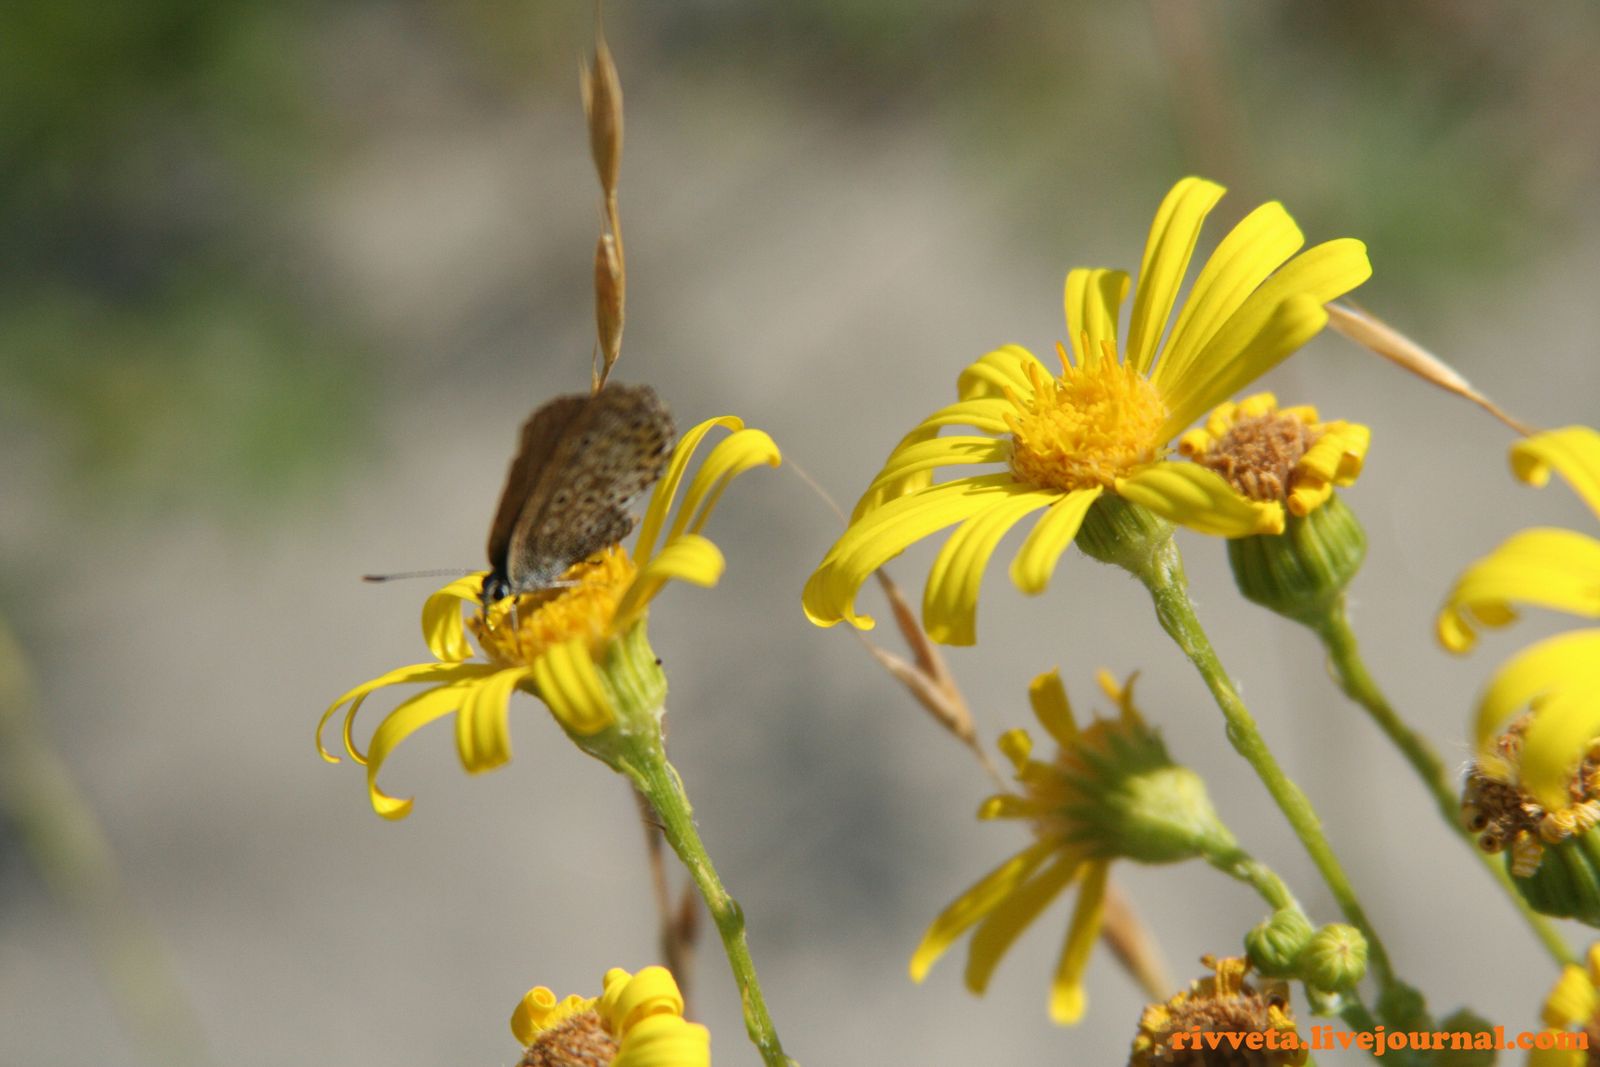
[512,966,708,1067]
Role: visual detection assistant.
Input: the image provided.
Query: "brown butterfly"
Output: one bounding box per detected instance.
[481,383,676,607]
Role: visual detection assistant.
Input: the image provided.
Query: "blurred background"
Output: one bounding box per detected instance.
[5,2,1600,1064]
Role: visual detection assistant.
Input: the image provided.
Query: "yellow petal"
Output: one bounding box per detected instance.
[964,853,1084,994]
[454,664,531,775]
[1522,686,1600,811]
[1513,427,1600,521]
[909,838,1063,982]
[600,965,685,1036]
[804,474,1022,631]
[922,486,1061,645]
[1048,858,1109,1025]
[1472,630,1600,748]
[1009,487,1103,595]
[614,534,725,626]
[1155,201,1303,386]
[423,574,487,661]
[611,1014,711,1067]
[1064,269,1131,370]
[858,437,1012,506]
[996,726,1033,771]
[1116,462,1284,537]
[1126,177,1227,376]
[1439,528,1600,651]
[959,344,1049,400]
[1542,963,1600,1030]
[530,640,615,736]
[849,399,1018,520]
[636,416,744,566]
[319,661,497,765]
[1158,239,1372,434]
[1298,421,1369,484]
[364,676,494,820]
[1028,668,1078,747]
[670,427,782,547]
[510,987,595,1045]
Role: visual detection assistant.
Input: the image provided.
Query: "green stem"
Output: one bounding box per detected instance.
[1314,604,1575,966]
[619,736,795,1067]
[1130,536,1409,1002]
[1202,842,1297,912]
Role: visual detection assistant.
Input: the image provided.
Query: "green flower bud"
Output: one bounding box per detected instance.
[1227,494,1366,626]
[1299,924,1367,993]
[1245,909,1315,978]
[1075,495,1174,574]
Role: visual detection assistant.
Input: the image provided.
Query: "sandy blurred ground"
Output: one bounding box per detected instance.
[5,4,1600,1065]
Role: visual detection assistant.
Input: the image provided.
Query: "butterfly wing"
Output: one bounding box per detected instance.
[484,394,589,604]
[492,383,676,602]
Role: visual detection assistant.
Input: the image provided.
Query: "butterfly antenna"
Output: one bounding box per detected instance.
[361,569,476,584]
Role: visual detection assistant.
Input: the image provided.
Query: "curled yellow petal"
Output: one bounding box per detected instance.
[958,344,1048,400]
[600,965,684,1036]
[922,487,1059,645]
[423,574,486,661]
[909,838,1062,983]
[636,415,744,566]
[1513,427,1600,521]
[1009,486,1102,595]
[804,474,1020,631]
[510,987,595,1046]
[530,640,615,736]
[611,1014,710,1067]
[859,437,1012,505]
[364,677,493,820]
[1522,687,1600,811]
[847,401,1015,522]
[454,664,531,775]
[614,534,725,627]
[1471,631,1600,748]
[1126,177,1226,375]
[1438,528,1600,652]
[1116,462,1284,537]
[1048,857,1109,1025]
[672,427,782,544]
[964,854,1083,995]
[1064,268,1130,369]
[319,661,496,765]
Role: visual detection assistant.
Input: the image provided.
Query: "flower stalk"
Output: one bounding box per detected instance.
[1312,604,1576,966]
[601,722,795,1067]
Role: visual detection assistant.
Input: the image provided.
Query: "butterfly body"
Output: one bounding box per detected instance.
[483,383,675,607]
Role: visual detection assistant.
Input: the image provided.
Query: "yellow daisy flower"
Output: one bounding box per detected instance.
[1128,955,1306,1067]
[318,416,781,819]
[803,176,1371,645]
[511,965,709,1067]
[1528,944,1600,1067]
[1178,392,1369,520]
[910,668,1229,1024]
[1439,428,1600,821]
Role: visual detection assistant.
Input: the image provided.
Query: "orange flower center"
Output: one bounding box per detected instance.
[1006,358,1168,492]
[472,545,637,666]
[1193,412,1318,503]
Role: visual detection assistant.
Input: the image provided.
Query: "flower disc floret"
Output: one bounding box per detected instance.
[1006,358,1168,491]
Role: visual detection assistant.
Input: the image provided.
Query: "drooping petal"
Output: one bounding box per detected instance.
[1125,178,1227,376]
[858,437,1012,505]
[614,534,725,626]
[964,853,1085,994]
[1154,201,1303,387]
[1048,857,1108,1024]
[1438,528,1600,652]
[805,474,1023,631]
[454,664,532,775]
[1158,240,1372,435]
[1064,268,1131,370]
[670,427,782,545]
[319,660,498,764]
[364,677,497,819]
[1116,462,1285,537]
[423,574,487,661]
[849,399,1019,520]
[1521,686,1600,811]
[1474,630,1600,749]
[959,344,1049,400]
[922,486,1062,645]
[530,639,615,736]
[909,837,1063,982]
[1028,668,1078,747]
[1512,427,1600,521]
[611,1013,711,1067]
[1009,486,1103,595]
[635,416,744,566]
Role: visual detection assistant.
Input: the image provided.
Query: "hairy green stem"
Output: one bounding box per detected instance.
[620,737,795,1067]
[1129,536,1413,1009]
[1314,604,1575,966]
